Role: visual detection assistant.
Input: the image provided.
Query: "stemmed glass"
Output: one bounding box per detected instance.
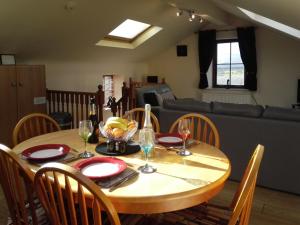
[78,120,95,158]
[177,119,192,156]
[138,129,157,173]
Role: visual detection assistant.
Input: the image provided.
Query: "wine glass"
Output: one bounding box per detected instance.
[78,120,94,158]
[138,129,157,173]
[177,119,192,156]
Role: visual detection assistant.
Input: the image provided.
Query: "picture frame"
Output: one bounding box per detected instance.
[1,54,16,65]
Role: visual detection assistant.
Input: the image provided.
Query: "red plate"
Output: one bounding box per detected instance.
[156,133,183,146]
[74,157,127,179]
[22,144,70,161]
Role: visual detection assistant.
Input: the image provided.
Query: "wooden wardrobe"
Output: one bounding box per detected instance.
[0,65,46,147]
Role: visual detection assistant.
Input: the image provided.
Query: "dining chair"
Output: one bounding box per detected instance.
[123,107,160,133]
[139,144,264,225]
[34,162,124,225]
[12,113,61,146]
[0,143,48,225]
[169,113,220,148]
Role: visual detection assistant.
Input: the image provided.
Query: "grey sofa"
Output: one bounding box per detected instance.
[155,100,300,195]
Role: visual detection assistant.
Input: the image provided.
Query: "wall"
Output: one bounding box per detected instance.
[24,60,148,100]
[147,27,300,107]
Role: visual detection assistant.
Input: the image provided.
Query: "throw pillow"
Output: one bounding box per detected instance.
[160,91,175,101]
[143,92,159,106]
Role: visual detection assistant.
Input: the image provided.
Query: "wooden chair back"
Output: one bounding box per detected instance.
[0,144,41,225]
[34,162,121,225]
[13,113,61,146]
[123,108,160,133]
[228,144,264,225]
[169,113,220,148]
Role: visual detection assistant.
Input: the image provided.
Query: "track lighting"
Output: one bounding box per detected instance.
[191,11,196,19]
[176,10,183,17]
[175,8,204,23]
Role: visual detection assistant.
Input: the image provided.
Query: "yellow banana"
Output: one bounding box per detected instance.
[106,121,127,131]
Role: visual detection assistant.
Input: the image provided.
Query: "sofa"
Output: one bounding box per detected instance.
[135,84,300,195]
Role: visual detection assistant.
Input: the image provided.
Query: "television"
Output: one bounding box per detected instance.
[147,76,158,83]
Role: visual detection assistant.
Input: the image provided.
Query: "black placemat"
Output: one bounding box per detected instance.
[95,142,140,156]
[96,168,139,188]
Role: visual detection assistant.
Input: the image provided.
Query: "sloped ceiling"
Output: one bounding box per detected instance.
[0,0,298,63]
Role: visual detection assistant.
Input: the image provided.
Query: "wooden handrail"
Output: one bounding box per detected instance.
[46,85,104,128]
[109,77,166,117]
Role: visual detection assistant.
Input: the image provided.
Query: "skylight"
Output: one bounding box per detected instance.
[108,19,151,39]
[238,7,300,39]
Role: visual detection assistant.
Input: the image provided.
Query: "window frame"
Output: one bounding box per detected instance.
[103,75,114,104]
[213,39,245,89]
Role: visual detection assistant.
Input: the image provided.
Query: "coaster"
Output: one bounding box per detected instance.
[96,168,139,188]
[95,142,140,156]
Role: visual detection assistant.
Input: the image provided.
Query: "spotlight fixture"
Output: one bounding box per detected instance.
[176,10,183,16]
[191,11,196,19]
[175,8,204,23]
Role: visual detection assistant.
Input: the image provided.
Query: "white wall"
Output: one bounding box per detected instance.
[147,27,300,107]
[24,60,148,100]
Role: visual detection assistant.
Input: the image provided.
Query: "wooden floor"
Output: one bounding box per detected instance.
[0,181,299,225]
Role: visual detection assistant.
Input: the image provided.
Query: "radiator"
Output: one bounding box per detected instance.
[201,91,253,104]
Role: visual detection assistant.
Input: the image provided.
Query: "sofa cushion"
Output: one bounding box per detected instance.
[160,91,176,101]
[163,99,212,113]
[212,102,263,118]
[263,106,300,121]
[143,92,159,106]
[135,84,172,106]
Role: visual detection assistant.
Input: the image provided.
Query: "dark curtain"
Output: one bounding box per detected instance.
[237,27,257,91]
[198,30,216,89]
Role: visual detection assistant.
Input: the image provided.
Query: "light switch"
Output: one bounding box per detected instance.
[34,96,46,105]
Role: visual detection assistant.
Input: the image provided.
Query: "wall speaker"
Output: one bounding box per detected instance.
[177,45,187,57]
[147,76,158,83]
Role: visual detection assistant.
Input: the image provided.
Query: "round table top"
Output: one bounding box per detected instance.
[13,129,231,214]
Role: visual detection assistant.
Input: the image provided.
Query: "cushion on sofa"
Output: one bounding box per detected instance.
[143,92,159,106]
[263,106,300,121]
[163,99,212,113]
[212,102,263,118]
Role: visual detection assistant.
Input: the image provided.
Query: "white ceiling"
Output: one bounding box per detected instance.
[0,0,298,63]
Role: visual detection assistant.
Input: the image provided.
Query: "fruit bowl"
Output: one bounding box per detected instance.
[99,117,138,142]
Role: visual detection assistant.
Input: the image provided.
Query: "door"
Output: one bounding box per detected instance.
[17,65,46,119]
[0,66,18,147]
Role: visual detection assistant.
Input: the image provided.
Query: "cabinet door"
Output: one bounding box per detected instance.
[17,65,46,119]
[0,66,18,147]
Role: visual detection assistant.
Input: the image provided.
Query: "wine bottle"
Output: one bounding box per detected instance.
[143,104,153,130]
[88,97,99,144]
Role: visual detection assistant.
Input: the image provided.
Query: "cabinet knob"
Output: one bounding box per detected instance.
[11,82,17,87]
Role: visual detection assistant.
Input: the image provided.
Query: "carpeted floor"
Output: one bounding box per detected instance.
[0,181,299,225]
[0,187,8,224]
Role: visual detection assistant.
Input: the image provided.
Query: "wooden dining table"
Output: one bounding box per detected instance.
[13,129,231,214]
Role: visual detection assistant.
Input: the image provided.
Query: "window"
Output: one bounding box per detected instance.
[103,75,114,104]
[96,19,162,49]
[213,40,245,88]
[108,19,151,41]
